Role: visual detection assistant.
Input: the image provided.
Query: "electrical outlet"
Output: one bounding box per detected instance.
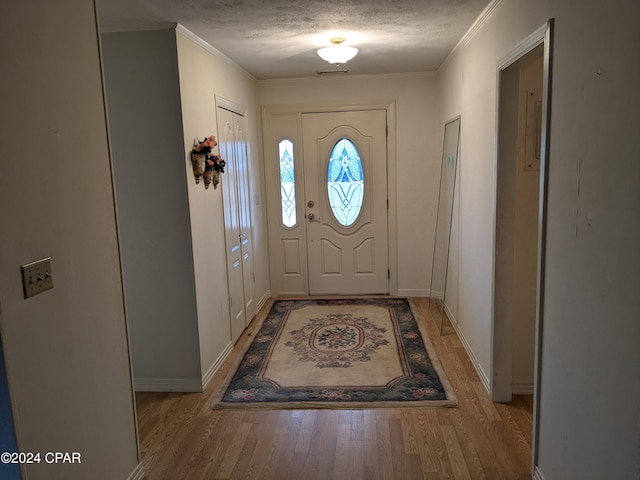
[21,258,54,299]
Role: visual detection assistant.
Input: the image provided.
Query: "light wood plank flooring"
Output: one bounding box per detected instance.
[135,298,533,479]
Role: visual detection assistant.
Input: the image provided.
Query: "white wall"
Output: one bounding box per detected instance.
[259,74,442,295]
[0,0,140,478]
[439,0,640,478]
[511,52,542,390]
[176,28,269,376]
[101,29,202,384]
[438,0,551,386]
[492,63,520,399]
[536,2,640,478]
[101,26,269,389]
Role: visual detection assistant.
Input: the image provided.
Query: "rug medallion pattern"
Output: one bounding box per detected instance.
[212,298,457,409]
[286,312,389,368]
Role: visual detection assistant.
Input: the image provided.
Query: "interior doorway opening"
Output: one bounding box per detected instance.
[493,43,544,403]
[493,22,555,475]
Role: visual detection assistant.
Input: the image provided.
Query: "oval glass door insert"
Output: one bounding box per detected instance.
[327,138,364,227]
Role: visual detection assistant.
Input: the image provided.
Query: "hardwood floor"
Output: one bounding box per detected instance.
[135,298,533,479]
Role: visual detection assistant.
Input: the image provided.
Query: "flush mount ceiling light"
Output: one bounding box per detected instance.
[317,37,359,65]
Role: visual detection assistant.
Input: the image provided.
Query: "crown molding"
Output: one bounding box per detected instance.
[438,0,503,72]
[175,24,256,82]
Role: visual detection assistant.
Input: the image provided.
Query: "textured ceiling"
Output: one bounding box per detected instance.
[98,0,491,80]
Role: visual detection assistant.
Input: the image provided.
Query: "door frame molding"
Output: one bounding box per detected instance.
[216,96,246,117]
[491,27,547,402]
[490,19,554,475]
[262,101,397,296]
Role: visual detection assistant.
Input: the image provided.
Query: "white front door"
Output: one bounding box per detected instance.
[302,110,389,295]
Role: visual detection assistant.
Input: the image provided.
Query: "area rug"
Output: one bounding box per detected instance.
[211,298,457,409]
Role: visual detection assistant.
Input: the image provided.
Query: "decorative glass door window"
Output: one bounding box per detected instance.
[327,138,364,227]
[279,139,296,228]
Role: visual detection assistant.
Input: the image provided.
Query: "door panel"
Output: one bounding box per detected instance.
[302,110,388,295]
[234,117,255,323]
[354,238,375,274]
[283,238,302,275]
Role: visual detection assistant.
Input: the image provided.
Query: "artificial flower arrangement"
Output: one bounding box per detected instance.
[190,135,226,189]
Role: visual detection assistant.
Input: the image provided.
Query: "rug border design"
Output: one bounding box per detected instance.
[211,297,457,410]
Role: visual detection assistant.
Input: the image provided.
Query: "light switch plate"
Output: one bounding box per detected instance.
[21,258,53,299]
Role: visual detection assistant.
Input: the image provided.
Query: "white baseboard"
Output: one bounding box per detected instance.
[512,382,534,395]
[533,465,546,480]
[201,342,233,389]
[429,289,444,300]
[135,340,235,392]
[450,316,491,394]
[257,290,271,311]
[443,303,457,327]
[134,377,203,392]
[397,288,429,297]
[127,462,145,480]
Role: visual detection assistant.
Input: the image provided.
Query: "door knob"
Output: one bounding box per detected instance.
[308,213,316,221]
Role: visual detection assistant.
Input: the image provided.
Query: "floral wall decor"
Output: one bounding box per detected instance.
[191,136,226,189]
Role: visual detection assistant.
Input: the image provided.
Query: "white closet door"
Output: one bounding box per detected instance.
[218,105,255,343]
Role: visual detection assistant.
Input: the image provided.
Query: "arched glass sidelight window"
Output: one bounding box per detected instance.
[279,139,296,228]
[327,138,364,227]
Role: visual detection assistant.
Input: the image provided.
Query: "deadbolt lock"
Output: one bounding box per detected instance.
[307,200,315,208]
